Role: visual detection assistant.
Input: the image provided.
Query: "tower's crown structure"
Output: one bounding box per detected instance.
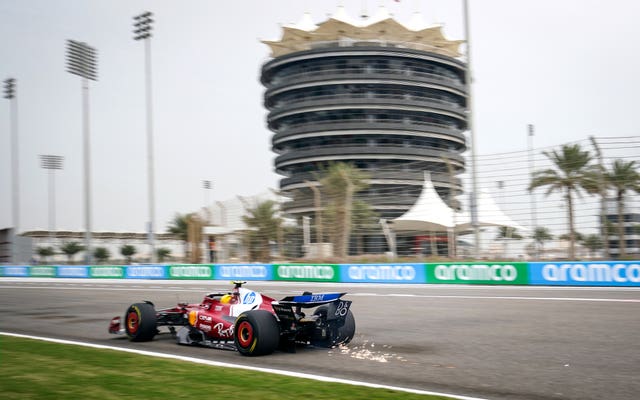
[263,6,463,58]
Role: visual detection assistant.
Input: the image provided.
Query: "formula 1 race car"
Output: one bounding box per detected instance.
[108,281,355,356]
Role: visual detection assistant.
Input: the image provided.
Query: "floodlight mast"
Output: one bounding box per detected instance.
[40,155,64,245]
[133,11,157,262]
[66,39,98,264]
[4,78,19,264]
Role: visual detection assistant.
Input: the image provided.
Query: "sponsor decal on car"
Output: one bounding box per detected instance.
[242,291,256,304]
[213,322,234,338]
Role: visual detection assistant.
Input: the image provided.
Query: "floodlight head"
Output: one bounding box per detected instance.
[3,78,16,99]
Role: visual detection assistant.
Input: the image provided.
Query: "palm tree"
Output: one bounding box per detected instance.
[319,162,369,258]
[242,200,282,262]
[351,200,378,255]
[59,241,84,264]
[559,231,584,242]
[36,246,55,264]
[167,213,191,261]
[529,144,596,259]
[581,234,603,259]
[120,244,137,264]
[532,227,553,257]
[93,247,110,264]
[605,160,640,258]
[495,226,523,240]
[156,247,171,262]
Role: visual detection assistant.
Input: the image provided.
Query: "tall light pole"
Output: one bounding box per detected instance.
[66,39,97,264]
[203,180,212,207]
[463,0,481,258]
[40,155,64,246]
[527,124,538,257]
[4,78,19,264]
[133,11,157,262]
[203,180,212,224]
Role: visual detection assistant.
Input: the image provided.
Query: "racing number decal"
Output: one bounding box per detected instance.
[335,301,350,317]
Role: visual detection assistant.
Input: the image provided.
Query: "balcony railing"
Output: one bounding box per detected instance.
[267,66,465,90]
[272,92,463,109]
[274,145,465,167]
[273,117,462,133]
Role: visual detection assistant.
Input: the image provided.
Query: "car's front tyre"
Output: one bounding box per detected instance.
[125,302,157,342]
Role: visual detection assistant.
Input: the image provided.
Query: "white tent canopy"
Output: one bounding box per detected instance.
[392,173,527,233]
[391,172,456,231]
[456,190,528,232]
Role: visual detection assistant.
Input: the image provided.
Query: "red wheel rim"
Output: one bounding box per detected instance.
[237,321,253,348]
[127,311,139,334]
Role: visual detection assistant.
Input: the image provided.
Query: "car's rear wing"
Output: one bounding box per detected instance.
[277,292,346,307]
[272,292,351,327]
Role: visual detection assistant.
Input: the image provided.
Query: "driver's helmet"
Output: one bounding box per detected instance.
[220,294,233,304]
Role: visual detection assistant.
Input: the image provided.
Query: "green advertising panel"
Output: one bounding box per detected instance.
[426,262,528,285]
[90,266,125,279]
[29,266,57,277]
[168,264,213,280]
[274,264,339,282]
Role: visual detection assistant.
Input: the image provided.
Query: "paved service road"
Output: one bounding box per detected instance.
[1,279,639,400]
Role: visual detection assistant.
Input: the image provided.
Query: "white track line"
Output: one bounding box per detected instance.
[0,331,487,400]
[1,284,638,303]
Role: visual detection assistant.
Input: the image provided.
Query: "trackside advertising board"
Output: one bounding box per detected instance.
[426,262,528,285]
[90,266,125,278]
[168,264,213,280]
[1,266,29,277]
[529,262,640,286]
[29,266,57,277]
[3,262,640,287]
[214,264,273,281]
[57,265,89,278]
[125,265,168,279]
[274,264,339,282]
[341,264,426,283]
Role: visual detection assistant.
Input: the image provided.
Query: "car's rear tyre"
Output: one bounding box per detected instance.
[125,302,157,342]
[234,310,280,356]
[314,306,356,347]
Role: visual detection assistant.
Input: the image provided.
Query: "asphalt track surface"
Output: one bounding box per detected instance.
[1,279,638,400]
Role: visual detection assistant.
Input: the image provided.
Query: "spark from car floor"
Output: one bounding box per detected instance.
[328,340,407,363]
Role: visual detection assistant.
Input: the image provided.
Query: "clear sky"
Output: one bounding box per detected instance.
[1,0,639,235]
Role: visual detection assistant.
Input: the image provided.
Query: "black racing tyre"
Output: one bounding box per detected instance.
[314,306,356,347]
[234,310,280,356]
[125,302,157,342]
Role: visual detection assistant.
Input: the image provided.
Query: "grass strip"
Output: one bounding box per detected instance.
[0,336,453,399]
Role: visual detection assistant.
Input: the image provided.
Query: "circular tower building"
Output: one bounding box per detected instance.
[261,7,467,255]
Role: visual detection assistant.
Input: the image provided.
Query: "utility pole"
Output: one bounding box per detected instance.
[134,11,157,262]
[463,0,481,258]
[40,155,64,246]
[589,136,609,258]
[66,40,97,264]
[527,124,539,258]
[4,78,19,264]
